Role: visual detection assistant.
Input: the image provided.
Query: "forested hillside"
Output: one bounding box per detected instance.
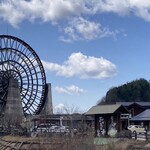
[98,78,150,105]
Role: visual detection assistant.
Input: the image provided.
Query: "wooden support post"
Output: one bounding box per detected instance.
[135,132,137,140]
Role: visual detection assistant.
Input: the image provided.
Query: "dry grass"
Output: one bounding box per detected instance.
[1,135,149,150]
[95,139,147,150]
[1,134,95,150]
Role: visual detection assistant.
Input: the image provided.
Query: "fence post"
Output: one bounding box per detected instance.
[145,130,148,141]
[134,132,137,140]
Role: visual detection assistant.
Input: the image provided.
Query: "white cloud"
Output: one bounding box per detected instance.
[54,103,80,114]
[2,0,150,40]
[1,0,150,26]
[55,85,86,95]
[54,103,65,113]
[54,103,65,110]
[0,0,85,27]
[55,86,71,95]
[129,1,150,22]
[91,0,130,16]
[0,1,25,27]
[1,0,150,27]
[91,0,150,22]
[60,17,117,42]
[42,52,117,79]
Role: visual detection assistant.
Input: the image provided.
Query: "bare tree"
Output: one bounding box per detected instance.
[63,104,80,114]
[55,104,82,137]
[96,96,106,105]
[55,104,81,114]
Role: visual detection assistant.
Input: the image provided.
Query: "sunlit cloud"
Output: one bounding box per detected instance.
[59,17,117,42]
[0,0,85,27]
[54,103,81,114]
[2,0,150,41]
[54,103,65,114]
[54,103,65,110]
[42,52,117,79]
[55,85,86,95]
[1,0,150,25]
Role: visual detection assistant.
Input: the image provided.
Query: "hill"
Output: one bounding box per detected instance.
[98,78,150,105]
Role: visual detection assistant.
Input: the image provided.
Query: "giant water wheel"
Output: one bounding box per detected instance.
[0,35,46,115]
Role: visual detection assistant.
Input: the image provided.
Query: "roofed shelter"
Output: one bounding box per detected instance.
[116,102,147,117]
[130,109,150,131]
[86,104,129,136]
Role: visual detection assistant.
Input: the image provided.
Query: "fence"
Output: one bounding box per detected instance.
[132,131,150,141]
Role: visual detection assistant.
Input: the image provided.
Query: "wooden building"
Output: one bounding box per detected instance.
[116,102,150,131]
[116,102,150,117]
[130,109,150,131]
[86,104,129,137]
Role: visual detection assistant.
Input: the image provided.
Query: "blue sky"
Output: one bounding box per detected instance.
[1,0,150,113]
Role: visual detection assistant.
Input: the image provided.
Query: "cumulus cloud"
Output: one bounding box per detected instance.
[91,0,130,16]
[42,52,117,79]
[54,103,80,114]
[2,0,150,41]
[0,1,25,27]
[60,17,117,42]
[1,0,150,25]
[54,103,65,110]
[91,0,150,22]
[0,0,86,27]
[55,85,86,95]
[55,86,71,95]
[54,103,65,113]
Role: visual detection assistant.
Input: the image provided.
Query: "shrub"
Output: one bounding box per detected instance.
[116,130,132,139]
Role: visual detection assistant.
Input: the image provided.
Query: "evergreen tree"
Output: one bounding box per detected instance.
[98,78,150,105]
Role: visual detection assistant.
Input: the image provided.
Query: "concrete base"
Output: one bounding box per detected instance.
[40,83,53,115]
[4,78,24,127]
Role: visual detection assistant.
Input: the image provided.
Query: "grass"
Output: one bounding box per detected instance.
[94,137,119,145]
[95,138,147,150]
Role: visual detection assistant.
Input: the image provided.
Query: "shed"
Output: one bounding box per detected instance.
[86,104,129,136]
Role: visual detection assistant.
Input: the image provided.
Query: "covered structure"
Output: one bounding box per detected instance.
[116,102,150,109]
[86,104,129,136]
[130,109,150,131]
[116,102,150,117]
